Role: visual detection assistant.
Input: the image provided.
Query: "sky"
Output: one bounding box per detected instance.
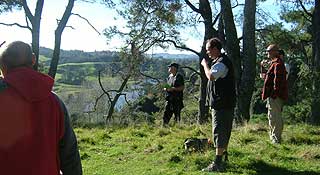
[0,0,282,54]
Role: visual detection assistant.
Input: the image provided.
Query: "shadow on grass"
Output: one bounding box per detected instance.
[249,160,320,175]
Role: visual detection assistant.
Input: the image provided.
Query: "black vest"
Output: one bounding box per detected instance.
[166,73,184,102]
[206,54,236,110]
[0,78,8,93]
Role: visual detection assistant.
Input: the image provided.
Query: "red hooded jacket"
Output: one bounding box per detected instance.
[0,67,64,175]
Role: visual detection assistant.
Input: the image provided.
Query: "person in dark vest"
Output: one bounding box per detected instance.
[163,63,184,125]
[0,41,82,175]
[201,38,236,172]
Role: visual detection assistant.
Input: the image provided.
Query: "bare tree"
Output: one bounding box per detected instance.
[48,0,75,79]
[100,0,186,121]
[21,0,44,71]
[0,0,43,70]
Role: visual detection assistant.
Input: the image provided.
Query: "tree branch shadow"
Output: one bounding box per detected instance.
[249,160,320,175]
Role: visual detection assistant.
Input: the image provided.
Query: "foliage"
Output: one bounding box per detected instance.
[0,0,21,13]
[104,0,184,52]
[282,100,311,124]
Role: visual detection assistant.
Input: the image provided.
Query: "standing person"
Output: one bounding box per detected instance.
[201,38,236,172]
[278,49,290,80]
[163,63,184,125]
[0,41,82,175]
[261,44,288,144]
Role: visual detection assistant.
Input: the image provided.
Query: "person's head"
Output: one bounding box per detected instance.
[206,37,222,59]
[0,41,35,75]
[168,63,179,74]
[278,49,285,59]
[266,44,279,60]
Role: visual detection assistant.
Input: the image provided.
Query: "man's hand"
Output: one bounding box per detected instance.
[164,87,174,92]
[260,59,270,67]
[201,58,207,67]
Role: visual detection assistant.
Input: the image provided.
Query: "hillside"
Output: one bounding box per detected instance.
[39,47,197,65]
[78,120,320,175]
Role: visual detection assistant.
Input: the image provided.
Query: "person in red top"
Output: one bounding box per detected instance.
[261,44,288,144]
[0,41,82,175]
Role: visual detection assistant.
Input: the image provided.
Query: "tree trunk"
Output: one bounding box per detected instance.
[31,28,40,71]
[198,46,209,124]
[238,0,256,122]
[220,0,242,123]
[106,75,131,123]
[22,0,44,71]
[48,0,74,78]
[196,0,218,124]
[310,0,320,125]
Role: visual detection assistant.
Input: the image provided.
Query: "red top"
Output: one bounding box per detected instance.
[0,67,64,175]
[262,58,288,101]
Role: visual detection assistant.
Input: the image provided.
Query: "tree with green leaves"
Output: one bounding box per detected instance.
[101,0,184,121]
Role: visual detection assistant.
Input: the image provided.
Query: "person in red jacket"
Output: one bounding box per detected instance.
[261,44,288,144]
[0,41,82,175]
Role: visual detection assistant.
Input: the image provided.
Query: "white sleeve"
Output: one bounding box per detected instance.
[285,63,290,79]
[210,62,228,81]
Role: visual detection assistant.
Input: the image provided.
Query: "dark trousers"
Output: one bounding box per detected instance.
[212,108,234,148]
[163,101,182,125]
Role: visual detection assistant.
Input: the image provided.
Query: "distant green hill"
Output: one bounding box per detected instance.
[39,47,197,66]
[39,47,119,65]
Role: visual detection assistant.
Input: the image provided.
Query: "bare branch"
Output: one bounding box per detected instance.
[0,41,6,47]
[212,13,220,26]
[180,65,201,76]
[185,0,201,13]
[89,93,105,112]
[24,15,31,30]
[98,70,112,102]
[71,13,101,35]
[21,0,34,22]
[0,22,32,30]
[120,93,131,106]
[298,0,313,17]
[65,25,75,30]
[157,39,200,57]
[56,19,76,30]
[139,70,161,84]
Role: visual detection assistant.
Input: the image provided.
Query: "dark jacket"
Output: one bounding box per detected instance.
[262,58,288,101]
[0,67,82,175]
[206,54,236,110]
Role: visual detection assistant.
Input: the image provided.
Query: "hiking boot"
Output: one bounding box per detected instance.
[223,151,228,162]
[271,136,281,144]
[201,161,224,172]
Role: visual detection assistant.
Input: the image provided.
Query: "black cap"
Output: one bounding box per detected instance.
[168,63,179,68]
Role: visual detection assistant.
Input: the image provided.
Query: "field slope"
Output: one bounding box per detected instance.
[77,121,320,175]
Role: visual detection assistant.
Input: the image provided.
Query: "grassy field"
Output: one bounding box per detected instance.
[76,120,320,175]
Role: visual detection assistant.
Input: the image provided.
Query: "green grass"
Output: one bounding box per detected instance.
[76,121,320,175]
